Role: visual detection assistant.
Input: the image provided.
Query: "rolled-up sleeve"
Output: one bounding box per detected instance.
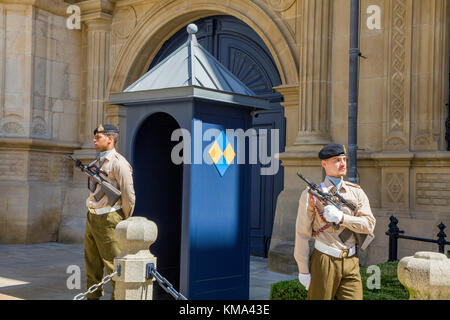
[115,160,136,218]
[341,189,375,235]
[294,189,314,274]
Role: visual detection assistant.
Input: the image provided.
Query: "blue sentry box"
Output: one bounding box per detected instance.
[110,86,270,299]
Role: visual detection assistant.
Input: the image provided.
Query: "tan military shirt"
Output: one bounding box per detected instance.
[294,177,376,274]
[86,148,136,218]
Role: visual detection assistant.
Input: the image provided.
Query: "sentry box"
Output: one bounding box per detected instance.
[109,25,270,300]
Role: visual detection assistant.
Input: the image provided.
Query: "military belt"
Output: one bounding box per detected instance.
[315,240,356,259]
[88,205,121,215]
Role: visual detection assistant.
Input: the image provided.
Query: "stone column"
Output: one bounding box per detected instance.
[113,216,158,300]
[293,0,333,150]
[398,251,450,299]
[78,0,114,152]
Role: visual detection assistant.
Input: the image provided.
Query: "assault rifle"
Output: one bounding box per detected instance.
[297,172,355,243]
[68,155,121,206]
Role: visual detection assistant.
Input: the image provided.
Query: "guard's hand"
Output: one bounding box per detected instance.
[323,205,344,224]
[298,273,311,291]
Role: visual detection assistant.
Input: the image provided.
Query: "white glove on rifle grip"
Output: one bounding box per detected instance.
[323,205,344,224]
[298,273,311,291]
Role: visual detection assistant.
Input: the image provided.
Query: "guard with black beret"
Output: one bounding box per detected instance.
[294,143,376,300]
[93,124,119,135]
[318,143,347,160]
[83,123,135,300]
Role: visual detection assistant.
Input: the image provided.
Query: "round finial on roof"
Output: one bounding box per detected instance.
[187,23,198,34]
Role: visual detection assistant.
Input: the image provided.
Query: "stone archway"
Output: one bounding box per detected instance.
[107,0,298,96]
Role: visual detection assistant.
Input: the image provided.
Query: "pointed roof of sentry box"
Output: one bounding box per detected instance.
[123,24,256,96]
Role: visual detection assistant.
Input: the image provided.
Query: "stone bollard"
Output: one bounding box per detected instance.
[112,216,158,300]
[397,251,450,300]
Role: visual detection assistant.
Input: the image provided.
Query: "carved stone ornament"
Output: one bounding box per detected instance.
[387,173,404,203]
[386,0,407,147]
[1,121,24,135]
[112,6,137,39]
[32,117,48,137]
[267,0,296,12]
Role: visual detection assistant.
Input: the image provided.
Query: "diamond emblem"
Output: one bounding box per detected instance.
[208,131,236,176]
[208,141,223,164]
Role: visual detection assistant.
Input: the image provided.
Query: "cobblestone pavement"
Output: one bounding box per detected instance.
[0,242,296,300]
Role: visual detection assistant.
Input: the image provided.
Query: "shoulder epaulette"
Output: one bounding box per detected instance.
[345,181,361,188]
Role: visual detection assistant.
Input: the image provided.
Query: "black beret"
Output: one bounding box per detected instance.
[93,124,119,135]
[319,144,347,160]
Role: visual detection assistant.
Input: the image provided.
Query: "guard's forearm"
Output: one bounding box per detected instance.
[341,214,374,234]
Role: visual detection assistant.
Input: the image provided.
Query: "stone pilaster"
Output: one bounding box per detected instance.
[78,0,114,150]
[410,0,448,151]
[267,0,333,274]
[293,0,333,150]
[382,0,412,151]
[274,84,299,148]
[58,0,114,243]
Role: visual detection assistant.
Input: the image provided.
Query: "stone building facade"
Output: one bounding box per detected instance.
[0,0,448,273]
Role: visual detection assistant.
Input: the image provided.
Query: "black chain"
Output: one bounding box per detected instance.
[146,263,187,300]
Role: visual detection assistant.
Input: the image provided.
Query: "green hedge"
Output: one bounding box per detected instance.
[269,261,409,300]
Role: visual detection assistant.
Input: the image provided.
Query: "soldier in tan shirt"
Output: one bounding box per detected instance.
[294,144,376,300]
[84,124,135,300]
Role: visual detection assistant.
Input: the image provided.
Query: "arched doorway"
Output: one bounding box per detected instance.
[149,15,285,257]
[132,112,183,299]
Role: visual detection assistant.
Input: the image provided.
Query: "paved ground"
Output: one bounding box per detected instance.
[0,242,296,300]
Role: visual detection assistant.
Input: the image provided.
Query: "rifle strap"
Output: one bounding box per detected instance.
[309,193,355,244]
[309,193,332,236]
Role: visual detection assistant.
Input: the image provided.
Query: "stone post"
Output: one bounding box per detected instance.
[397,251,450,300]
[113,216,158,300]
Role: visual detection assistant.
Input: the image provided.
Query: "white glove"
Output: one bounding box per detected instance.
[298,273,311,291]
[323,205,344,224]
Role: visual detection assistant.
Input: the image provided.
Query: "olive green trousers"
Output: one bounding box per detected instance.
[84,209,125,300]
[307,248,363,300]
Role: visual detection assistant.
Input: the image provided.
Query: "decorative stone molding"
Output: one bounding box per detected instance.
[1,120,25,136]
[372,152,412,211]
[78,0,114,22]
[398,251,450,300]
[265,0,297,39]
[111,5,136,39]
[266,0,296,12]
[0,137,79,181]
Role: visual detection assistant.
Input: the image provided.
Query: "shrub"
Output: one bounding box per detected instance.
[269,261,409,300]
